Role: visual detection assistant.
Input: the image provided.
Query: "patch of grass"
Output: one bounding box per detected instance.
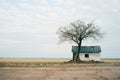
[1,59,120,67]
[0,62,66,67]
[0,61,120,67]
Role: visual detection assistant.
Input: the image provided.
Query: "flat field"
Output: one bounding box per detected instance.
[0,58,120,63]
[0,58,69,63]
[0,58,120,80]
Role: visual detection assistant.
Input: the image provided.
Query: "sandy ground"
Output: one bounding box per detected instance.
[0,65,120,80]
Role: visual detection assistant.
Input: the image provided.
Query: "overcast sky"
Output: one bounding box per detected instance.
[0,0,120,58]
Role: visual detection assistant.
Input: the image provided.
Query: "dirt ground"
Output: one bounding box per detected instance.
[0,65,120,80]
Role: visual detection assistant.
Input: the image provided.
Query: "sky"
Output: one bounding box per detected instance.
[0,0,120,58]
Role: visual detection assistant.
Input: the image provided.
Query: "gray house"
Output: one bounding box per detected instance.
[72,46,101,61]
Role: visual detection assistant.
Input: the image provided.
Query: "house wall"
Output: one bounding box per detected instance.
[79,53,101,61]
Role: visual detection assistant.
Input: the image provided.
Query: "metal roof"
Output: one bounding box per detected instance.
[72,46,101,53]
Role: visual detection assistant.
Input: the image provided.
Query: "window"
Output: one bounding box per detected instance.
[85,54,89,58]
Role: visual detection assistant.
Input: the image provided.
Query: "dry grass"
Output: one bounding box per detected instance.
[102,60,120,62]
[0,58,120,67]
[0,58,120,63]
[0,58,69,67]
[0,58,69,63]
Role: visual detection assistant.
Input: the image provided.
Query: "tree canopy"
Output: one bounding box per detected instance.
[57,20,104,62]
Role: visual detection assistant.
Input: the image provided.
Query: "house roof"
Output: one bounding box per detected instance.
[72,46,101,53]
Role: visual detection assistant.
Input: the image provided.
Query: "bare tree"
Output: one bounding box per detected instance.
[57,20,103,62]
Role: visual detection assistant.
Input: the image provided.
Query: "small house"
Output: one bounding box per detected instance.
[72,46,101,61]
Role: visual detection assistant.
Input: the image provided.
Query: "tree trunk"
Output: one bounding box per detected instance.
[73,40,82,62]
[77,43,81,61]
[72,53,75,62]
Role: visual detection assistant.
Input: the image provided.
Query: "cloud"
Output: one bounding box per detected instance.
[0,0,120,58]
